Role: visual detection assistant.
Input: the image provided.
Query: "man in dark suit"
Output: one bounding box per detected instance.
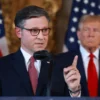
[0,5,52,96]
[76,15,100,97]
[0,5,81,96]
[51,15,100,97]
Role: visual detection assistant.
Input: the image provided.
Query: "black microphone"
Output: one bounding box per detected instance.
[33,50,53,96]
[34,50,52,60]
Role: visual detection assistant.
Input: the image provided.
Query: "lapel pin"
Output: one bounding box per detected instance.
[47,61,50,64]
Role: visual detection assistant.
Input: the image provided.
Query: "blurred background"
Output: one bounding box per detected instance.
[0,0,72,55]
[0,0,100,56]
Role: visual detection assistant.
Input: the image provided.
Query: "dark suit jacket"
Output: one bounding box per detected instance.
[0,50,51,96]
[51,50,100,96]
[51,51,75,96]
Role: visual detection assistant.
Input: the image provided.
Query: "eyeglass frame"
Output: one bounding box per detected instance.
[20,27,51,36]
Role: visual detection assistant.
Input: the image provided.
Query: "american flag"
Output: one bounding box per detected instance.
[0,4,9,56]
[63,0,100,52]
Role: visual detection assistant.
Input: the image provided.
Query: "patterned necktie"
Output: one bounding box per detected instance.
[88,53,98,97]
[28,57,38,94]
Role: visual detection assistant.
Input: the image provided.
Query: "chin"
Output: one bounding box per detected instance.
[35,48,45,52]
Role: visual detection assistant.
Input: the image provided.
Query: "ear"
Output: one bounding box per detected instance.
[77,30,81,40]
[15,27,22,38]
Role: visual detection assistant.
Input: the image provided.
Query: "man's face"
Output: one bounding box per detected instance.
[77,22,100,51]
[16,16,49,54]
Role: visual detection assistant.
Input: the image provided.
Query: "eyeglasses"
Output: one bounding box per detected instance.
[21,27,51,36]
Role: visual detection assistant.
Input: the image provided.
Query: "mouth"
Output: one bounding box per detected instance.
[35,43,44,48]
[35,43,44,45]
[88,40,94,43]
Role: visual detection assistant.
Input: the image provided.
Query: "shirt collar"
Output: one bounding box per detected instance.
[80,45,99,59]
[94,49,99,59]
[20,47,32,64]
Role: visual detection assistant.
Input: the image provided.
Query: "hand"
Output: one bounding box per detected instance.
[63,55,81,92]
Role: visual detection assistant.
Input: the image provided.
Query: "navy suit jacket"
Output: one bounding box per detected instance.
[0,50,51,96]
[51,50,100,96]
[51,51,75,96]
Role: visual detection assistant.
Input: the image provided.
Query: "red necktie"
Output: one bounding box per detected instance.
[28,57,38,94]
[88,53,98,97]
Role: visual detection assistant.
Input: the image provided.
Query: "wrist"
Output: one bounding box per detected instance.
[68,84,81,94]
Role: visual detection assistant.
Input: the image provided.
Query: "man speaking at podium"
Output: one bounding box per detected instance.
[0,5,81,96]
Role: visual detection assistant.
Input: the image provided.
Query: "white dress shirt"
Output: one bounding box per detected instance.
[80,45,99,79]
[20,47,41,76]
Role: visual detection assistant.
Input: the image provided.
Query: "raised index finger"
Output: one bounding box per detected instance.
[72,55,78,68]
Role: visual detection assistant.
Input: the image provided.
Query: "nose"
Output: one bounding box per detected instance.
[37,31,44,39]
[89,29,94,37]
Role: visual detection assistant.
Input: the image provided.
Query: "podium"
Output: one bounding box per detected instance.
[0,97,100,100]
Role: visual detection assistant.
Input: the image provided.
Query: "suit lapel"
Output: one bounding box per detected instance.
[36,58,51,96]
[12,50,33,95]
[77,50,89,96]
[98,50,100,96]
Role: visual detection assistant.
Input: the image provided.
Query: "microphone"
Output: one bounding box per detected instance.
[33,50,53,96]
[34,50,52,60]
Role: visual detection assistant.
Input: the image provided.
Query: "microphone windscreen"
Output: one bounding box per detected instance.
[33,50,52,60]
